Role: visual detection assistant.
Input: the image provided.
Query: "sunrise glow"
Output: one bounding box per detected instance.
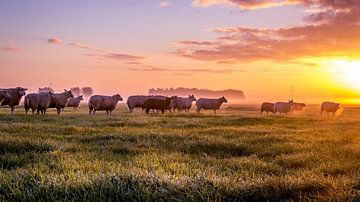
[0,0,359,104]
[332,60,360,90]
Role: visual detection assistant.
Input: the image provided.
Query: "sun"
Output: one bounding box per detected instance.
[330,60,360,90]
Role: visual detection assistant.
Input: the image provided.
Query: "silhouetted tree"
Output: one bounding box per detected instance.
[148,87,245,100]
[70,87,82,96]
[38,87,54,93]
[81,87,94,99]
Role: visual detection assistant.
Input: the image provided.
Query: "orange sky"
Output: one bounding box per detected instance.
[1,0,360,104]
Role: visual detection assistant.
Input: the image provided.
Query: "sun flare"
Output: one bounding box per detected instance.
[330,60,360,90]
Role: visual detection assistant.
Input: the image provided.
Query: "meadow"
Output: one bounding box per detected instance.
[0,104,359,201]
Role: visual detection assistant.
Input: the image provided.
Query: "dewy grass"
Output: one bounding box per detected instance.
[0,104,359,200]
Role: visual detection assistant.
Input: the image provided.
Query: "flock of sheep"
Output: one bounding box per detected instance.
[260,100,341,115]
[0,87,341,115]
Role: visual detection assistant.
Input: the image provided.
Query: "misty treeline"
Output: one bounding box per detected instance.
[149,87,245,100]
[38,86,94,99]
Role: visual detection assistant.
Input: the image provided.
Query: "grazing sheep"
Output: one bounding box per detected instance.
[274,100,294,115]
[143,96,177,114]
[321,102,340,115]
[173,95,197,112]
[66,95,84,110]
[260,102,274,114]
[196,97,228,114]
[0,87,27,113]
[49,90,74,114]
[88,94,123,115]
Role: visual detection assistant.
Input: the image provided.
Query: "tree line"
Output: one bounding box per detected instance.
[148,87,245,100]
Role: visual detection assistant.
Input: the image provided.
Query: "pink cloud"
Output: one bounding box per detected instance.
[174,24,360,62]
[191,0,286,9]
[67,41,146,63]
[1,44,22,52]
[47,37,63,45]
[68,42,105,52]
[106,53,145,61]
[85,51,145,62]
[177,40,218,46]
[129,66,239,74]
[174,0,360,63]
[159,1,173,8]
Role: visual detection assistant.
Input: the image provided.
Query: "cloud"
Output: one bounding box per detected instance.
[68,42,104,52]
[191,0,360,15]
[177,40,218,46]
[1,44,22,52]
[174,0,360,63]
[174,24,360,62]
[159,1,172,8]
[85,52,145,62]
[40,38,146,63]
[126,61,143,65]
[128,66,240,74]
[104,53,145,61]
[47,37,63,45]
[191,0,288,9]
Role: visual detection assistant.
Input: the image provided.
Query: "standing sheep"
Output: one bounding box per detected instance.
[0,90,10,104]
[260,102,275,114]
[143,96,177,114]
[173,95,196,112]
[291,102,306,112]
[88,94,123,115]
[127,95,151,113]
[196,97,228,114]
[0,87,27,113]
[37,92,52,114]
[49,90,74,114]
[24,92,52,115]
[66,95,84,110]
[274,100,294,115]
[321,102,340,115]
[24,93,40,115]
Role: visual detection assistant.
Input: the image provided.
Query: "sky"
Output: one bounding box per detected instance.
[1,0,360,103]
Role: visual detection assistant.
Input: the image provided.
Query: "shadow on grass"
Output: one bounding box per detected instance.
[0,173,328,201]
[75,131,294,159]
[0,139,54,170]
[180,142,252,158]
[0,140,53,154]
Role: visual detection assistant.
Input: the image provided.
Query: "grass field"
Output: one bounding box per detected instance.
[0,104,360,201]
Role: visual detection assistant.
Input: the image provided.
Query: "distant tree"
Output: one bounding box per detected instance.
[148,87,245,100]
[81,87,94,99]
[70,87,82,97]
[38,87,54,93]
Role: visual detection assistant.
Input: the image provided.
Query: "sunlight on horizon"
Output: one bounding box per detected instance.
[328,60,360,91]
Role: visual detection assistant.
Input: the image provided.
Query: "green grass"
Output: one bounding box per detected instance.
[0,104,360,201]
